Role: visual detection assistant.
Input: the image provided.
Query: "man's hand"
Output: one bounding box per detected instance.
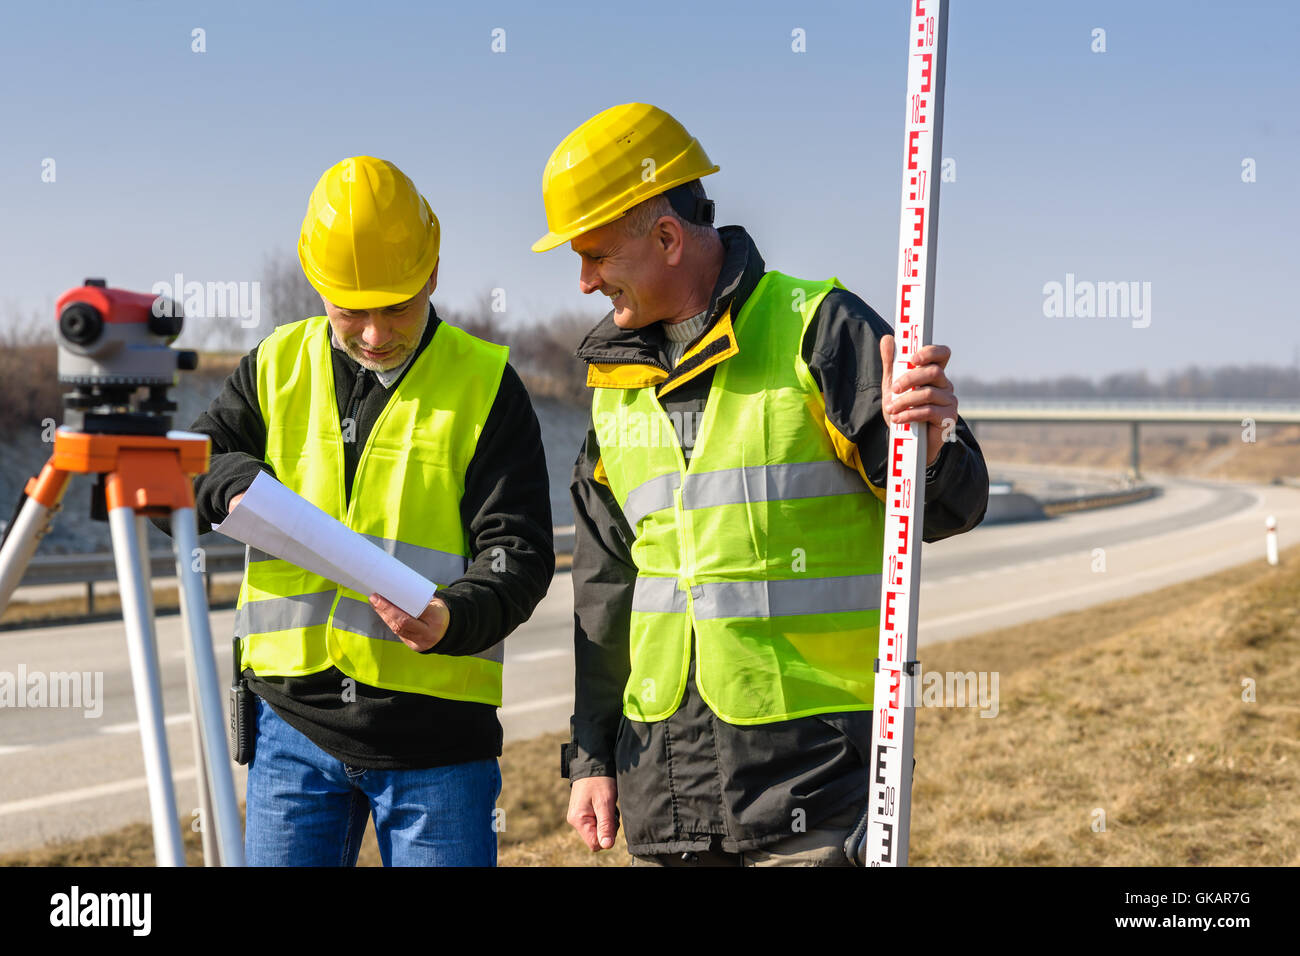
[567,776,619,851]
[880,335,959,467]
[232,487,451,652]
[368,593,451,653]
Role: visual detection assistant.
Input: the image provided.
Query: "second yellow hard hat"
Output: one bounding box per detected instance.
[298,156,440,309]
[532,103,719,253]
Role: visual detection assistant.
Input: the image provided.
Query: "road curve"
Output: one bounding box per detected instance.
[1,472,1295,856]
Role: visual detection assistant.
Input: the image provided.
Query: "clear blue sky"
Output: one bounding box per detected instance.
[1,0,1295,380]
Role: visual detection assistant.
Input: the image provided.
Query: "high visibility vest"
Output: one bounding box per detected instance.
[234,315,509,704]
[592,271,885,725]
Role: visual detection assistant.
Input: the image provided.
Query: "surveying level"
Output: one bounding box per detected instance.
[0,279,244,866]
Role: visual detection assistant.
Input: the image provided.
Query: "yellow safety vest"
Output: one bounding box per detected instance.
[234,315,508,704]
[591,272,885,725]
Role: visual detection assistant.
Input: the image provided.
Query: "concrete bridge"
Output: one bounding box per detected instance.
[959,400,1300,478]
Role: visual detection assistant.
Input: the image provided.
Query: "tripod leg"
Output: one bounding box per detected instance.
[172,506,246,866]
[186,670,220,865]
[109,507,185,866]
[0,466,70,613]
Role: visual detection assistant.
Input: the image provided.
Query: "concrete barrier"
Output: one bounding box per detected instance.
[1041,485,1158,516]
[979,484,1158,525]
[981,492,1048,525]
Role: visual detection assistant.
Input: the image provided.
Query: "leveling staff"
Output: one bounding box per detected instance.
[174,157,553,866]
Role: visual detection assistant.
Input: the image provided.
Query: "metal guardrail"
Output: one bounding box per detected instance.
[10,526,578,613]
[16,544,246,613]
[962,400,1300,424]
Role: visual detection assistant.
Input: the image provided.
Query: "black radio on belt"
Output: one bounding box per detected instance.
[229,637,256,765]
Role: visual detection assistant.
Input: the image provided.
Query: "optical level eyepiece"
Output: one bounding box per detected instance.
[59,302,103,346]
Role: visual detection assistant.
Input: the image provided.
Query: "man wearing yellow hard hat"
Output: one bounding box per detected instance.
[536,104,989,865]
[185,156,553,865]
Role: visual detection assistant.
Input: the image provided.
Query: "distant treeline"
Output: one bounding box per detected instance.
[438,302,593,407]
[4,247,1295,438]
[958,366,1300,402]
[256,251,598,406]
[5,322,1300,442]
[0,306,597,440]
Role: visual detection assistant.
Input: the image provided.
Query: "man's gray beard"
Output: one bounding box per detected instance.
[347,311,428,372]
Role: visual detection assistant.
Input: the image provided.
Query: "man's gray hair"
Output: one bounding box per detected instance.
[618,180,717,244]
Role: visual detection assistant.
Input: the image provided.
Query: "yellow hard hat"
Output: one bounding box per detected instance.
[298,156,440,309]
[531,103,719,253]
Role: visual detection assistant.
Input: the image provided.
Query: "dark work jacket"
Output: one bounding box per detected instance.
[172,304,554,770]
[563,225,989,855]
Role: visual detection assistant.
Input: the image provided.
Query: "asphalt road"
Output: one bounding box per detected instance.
[1,469,1296,857]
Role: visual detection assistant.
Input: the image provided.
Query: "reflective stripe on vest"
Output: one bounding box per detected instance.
[632,573,883,619]
[593,271,886,725]
[236,316,508,701]
[621,460,867,533]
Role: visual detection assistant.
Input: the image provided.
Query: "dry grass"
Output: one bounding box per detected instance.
[0,344,243,441]
[3,545,1297,866]
[977,421,1300,483]
[908,546,1300,866]
[0,341,61,438]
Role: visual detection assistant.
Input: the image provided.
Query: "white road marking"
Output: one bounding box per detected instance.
[0,767,198,818]
[921,537,1258,630]
[100,712,193,735]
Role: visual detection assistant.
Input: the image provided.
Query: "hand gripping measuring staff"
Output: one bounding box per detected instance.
[852,0,950,867]
[0,279,245,866]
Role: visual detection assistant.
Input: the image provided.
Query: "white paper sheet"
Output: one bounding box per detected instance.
[213,471,436,617]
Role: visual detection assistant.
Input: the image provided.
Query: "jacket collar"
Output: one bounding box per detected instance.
[574,225,767,395]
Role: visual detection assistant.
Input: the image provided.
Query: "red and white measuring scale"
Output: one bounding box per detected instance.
[863,0,950,867]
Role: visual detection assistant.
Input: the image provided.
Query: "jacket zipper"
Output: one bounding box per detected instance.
[342,369,370,509]
[586,355,669,375]
[346,370,369,427]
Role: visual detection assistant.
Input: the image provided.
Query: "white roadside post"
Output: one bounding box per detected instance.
[863,0,950,867]
[1266,516,1278,566]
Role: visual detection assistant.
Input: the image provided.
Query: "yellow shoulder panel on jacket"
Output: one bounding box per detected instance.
[656,308,740,399]
[824,411,887,504]
[587,363,670,389]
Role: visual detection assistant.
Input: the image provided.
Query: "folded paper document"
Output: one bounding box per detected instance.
[213,471,436,617]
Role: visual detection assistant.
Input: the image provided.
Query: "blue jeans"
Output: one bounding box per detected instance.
[244,696,501,866]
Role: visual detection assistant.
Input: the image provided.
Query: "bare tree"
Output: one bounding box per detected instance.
[0,300,55,346]
[0,308,60,437]
[435,290,597,405]
[261,248,324,336]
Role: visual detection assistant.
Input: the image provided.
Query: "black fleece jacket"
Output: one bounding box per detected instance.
[175,303,553,769]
